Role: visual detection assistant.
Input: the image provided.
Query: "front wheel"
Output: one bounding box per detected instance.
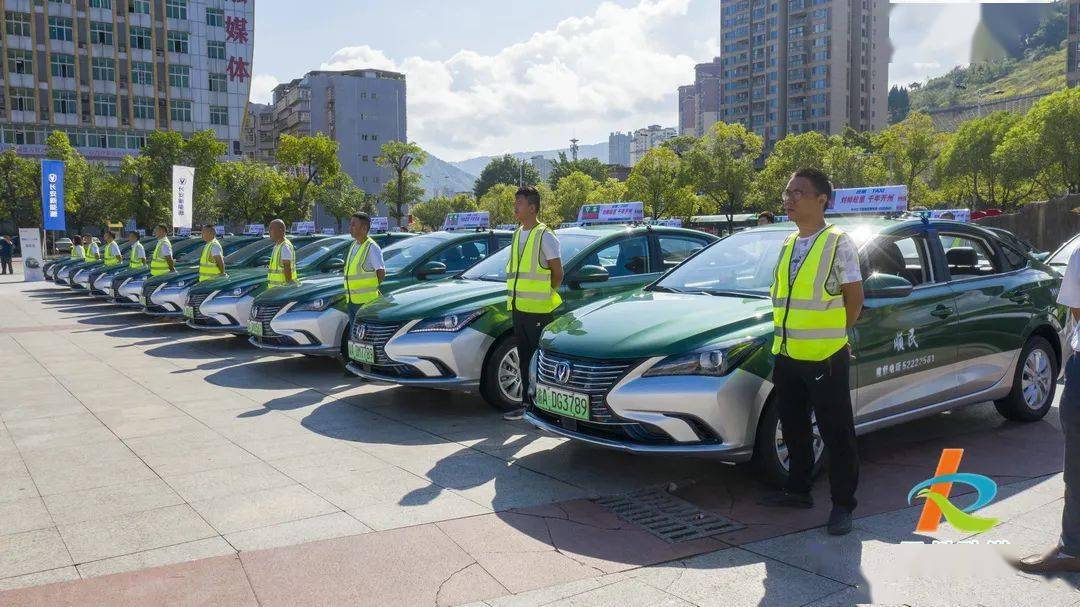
[752,401,826,488]
[480,335,522,412]
[994,335,1057,422]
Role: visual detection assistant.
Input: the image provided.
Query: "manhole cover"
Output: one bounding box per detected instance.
[593,486,745,543]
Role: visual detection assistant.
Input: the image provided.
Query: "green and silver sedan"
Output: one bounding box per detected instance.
[345,225,717,411]
[525,218,1066,486]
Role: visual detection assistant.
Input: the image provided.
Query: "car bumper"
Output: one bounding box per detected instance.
[116,279,145,306]
[146,286,192,316]
[345,324,493,390]
[72,268,93,289]
[186,293,254,333]
[90,273,117,298]
[55,267,73,285]
[248,305,349,357]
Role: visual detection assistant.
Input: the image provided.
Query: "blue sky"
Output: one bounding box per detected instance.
[251,0,982,161]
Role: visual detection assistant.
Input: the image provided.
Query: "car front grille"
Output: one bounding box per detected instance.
[351,320,404,367]
[536,350,636,422]
[140,283,165,311]
[187,292,210,319]
[250,304,285,336]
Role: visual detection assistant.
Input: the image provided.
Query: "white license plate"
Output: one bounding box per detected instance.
[182,306,194,319]
[534,383,590,421]
[248,320,263,337]
[348,342,375,364]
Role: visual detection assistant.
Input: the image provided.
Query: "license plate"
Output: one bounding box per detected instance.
[534,383,590,421]
[139,295,148,306]
[248,320,263,337]
[182,306,194,319]
[348,342,375,364]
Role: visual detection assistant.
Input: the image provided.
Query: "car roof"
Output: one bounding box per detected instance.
[555,224,717,240]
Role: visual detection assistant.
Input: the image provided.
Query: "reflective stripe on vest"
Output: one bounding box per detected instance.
[71,246,85,261]
[198,239,223,281]
[103,242,122,267]
[770,225,848,361]
[505,224,561,313]
[345,238,379,305]
[267,239,294,287]
[129,242,146,269]
[150,238,171,276]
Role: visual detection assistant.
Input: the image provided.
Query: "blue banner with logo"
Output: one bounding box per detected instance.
[41,160,66,231]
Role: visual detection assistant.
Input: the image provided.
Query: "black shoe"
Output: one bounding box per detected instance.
[827,506,852,535]
[502,406,526,421]
[757,490,814,509]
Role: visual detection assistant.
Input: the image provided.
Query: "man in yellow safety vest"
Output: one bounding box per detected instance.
[150,224,175,276]
[70,238,85,261]
[760,168,865,536]
[102,230,122,267]
[83,235,100,261]
[503,186,563,421]
[127,231,146,269]
[344,212,385,308]
[198,224,225,281]
[266,219,294,287]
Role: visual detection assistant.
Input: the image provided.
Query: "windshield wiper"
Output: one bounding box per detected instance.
[699,289,769,299]
[648,285,684,293]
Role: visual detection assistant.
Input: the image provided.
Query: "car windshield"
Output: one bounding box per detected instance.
[295,238,347,269]
[223,239,272,264]
[1049,235,1080,267]
[461,234,597,281]
[652,229,792,296]
[173,238,211,260]
[382,233,452,273]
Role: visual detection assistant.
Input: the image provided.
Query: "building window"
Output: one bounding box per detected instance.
[89,21,114,45]
[165,0,187,20]
[170,100,192,122]
[209,105,228,125]
[90,0,112,8]
[52,91,78,114]
[168,64,190,88]
[130,26,151,49]
[133,96,155,119]
[7,49,33,75]
[128,0,150,14]
[94,93,117,117]
[167,31,189,54]
[207,41,226,60]
[10,88,35,112]
[48,17,74,42]
[206,8,223,26]
[130,61,153,85]
[92,57,115,81]
[5,11,31,37]
[50,53,77,78]
[208,72,227,92]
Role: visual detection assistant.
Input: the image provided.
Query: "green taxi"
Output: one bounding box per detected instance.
[345,225,717,411]
[525,217,1066,485]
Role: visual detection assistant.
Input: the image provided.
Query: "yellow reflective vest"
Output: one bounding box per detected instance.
[198,239,224,281]
[103,241,122,267]
[129,242,146,269]
[267,238,294,287]
[506,224,561,314]
[70,245,85,261]
[345,238,379,305]
[85,243,99,262]
[770,225,849,361]
[150,238,172,276]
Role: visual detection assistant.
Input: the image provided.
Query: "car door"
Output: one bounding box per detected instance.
[937,227,1041,395]
[853,230,960,422]
[559,233,657,309]
[427,236,490,277]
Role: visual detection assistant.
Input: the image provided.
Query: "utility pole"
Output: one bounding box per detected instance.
[570,138,579,162]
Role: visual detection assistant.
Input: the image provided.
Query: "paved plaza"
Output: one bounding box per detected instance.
[0,270,1078,606]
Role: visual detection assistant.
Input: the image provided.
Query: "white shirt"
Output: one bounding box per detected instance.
[106,241,121,257]
[1056,246,1080,351]
[157,240,172,258]
[352,240,384,272]
[206,241,223,258]
[276,241,293,262]
[517,227,561,269]
[787,226,862,294]
[130,242,146,261]
[89,242,100,257]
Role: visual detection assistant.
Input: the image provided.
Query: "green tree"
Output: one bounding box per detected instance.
[182,130,227,223]
[478,182,560,227]
[548,152,608,188]
[659,135,699,158]
[44,131,88,222]
[277,133,341,222]
[76,164,127,231]
[935,111,1039,209]
[0,150,40,229]
[626,147,683,219]
[997,87,1080,195]
[586,178,628,204]
[552,171,598,223]
[688,122,763,232]
[410,193,478,231]
[473,155,540,197]
[748,131,829,209]
[215,160,292,225]
[376,140,427,227]
[823,136,889,190]
[872,112,944,205]
[315,174,375,233]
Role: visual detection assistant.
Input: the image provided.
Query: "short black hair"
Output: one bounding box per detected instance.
[757,211,775,223]
[201,224,216,232]
[128,231,140,238]
[156,223,168,232]
[791,168,833,202]
[351,212,371,227]
[105,230,115,239]
[515,186,541,211]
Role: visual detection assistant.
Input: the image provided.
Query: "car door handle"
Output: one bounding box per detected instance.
[930,305,953,319]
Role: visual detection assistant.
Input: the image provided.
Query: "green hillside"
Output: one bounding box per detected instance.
[907,48,1067,114]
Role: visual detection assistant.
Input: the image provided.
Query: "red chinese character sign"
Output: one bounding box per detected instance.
[227,56,250,82]
[220,0,254,154]
[225,16,248,43]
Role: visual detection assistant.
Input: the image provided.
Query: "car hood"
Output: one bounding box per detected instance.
[541,290,774,359]
[359,279,505,321]
[188,268,266,294]
[145,266,201,288]
[253,275,342,305]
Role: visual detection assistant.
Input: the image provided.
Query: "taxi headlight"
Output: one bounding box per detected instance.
[642,339,763,378]
[293,295,344,312]
[408,309,485,333]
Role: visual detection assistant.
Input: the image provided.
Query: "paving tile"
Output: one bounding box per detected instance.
[0,566,80,592]
[24,451,159,497]
[164,462,296,502]
[0,527,72,579]
[105,415,215,440]
[348,486,491,530]
[142,441,262,477]
[75,537,236,579]
[269,449,391,484]
[0,497,54,536]
[5,413,116,450]
[224,512,372,552]
[541,577,696,607]
[56,504,217,564]
[302,466,433,510]
[42,478,184,525]
[189,484,339,534]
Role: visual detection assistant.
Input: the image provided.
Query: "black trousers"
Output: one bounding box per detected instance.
[0,257,11,274]
[512,310,553,406]
[774,347,859,512]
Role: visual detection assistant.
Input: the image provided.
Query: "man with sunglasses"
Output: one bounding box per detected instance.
[759,168,864,536]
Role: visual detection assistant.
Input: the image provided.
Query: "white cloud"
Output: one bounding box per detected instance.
[320,0,699,160]
[888,4,979,87]
[249,74,281,105]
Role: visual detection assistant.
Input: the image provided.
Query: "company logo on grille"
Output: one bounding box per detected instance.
[554,361,572,384]
[355,323,367,341]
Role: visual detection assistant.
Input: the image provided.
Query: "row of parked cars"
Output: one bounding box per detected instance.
[43,217,1078,485]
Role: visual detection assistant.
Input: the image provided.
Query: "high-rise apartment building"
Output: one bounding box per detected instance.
[1069,0,1079,87]
[607,131,631,166]
[690,0,888,149]
[629,124,676,165]
[0,0,254,164]
[678,59,722,137]
[240,68,407,225]
[530,154,553,183]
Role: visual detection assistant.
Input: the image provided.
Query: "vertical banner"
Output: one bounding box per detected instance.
[40,160,66,231]
[171,165,195,229]
[18,228,44,282]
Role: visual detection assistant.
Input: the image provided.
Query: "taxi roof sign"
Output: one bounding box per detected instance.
[291,221,316,234]
[443,211,490,231]
[924,208,971,223]
[646,218,683,228]
[496,224,518,231]
[578,202,644,224]
[828,185,908,215]
[244,224,265,235]
[370,216,389,233]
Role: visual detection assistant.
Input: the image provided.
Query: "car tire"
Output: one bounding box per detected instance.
[994,335,1057,422]
[752,400,826,488]
[480,335,523,412]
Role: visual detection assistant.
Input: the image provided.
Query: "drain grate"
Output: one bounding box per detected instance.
[593,486,745,543]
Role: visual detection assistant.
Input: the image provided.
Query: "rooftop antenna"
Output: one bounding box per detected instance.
[570,138,580,161]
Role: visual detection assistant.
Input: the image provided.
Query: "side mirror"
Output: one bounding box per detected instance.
[1033,251,1050,262]
[864,272,913,299]
[324,259,345,271]
[256,256,272,266]
[416,260,447,279]
[568,265,609,287]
